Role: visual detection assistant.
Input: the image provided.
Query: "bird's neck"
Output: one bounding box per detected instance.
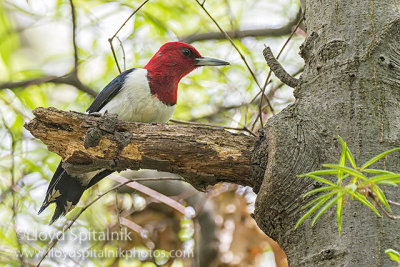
[145,69,181,106]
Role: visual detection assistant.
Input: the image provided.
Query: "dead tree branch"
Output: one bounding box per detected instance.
[24,107,257,190]
[263,46,299,88]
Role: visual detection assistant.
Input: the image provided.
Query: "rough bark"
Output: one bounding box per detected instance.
[254,0,400,266]
[24,107,256,191]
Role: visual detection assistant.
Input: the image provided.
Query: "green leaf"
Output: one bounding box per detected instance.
[375,180,398,186]
[323,164,368,181]
[372,185,391,212]
[363,169,394,175]
[304,169,339,176]
[348,191,381,217]
[339,173,350,183]
[360,147,400,170]
[295,194,333,229]
[303,186,339,198]
[359,173,400,186]
[338,136,347,167]
[311,194,341,227]
[298,174,336,186]
[385,249,400,263]
[338,136,347,181]
[302,191,338,209]
[346,149,357,169]
[336,191,344,235]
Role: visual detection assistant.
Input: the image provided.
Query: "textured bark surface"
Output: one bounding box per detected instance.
[25,107,257,191]
[254,0,400,266]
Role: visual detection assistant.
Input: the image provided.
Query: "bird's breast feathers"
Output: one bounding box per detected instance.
[100,69,176,123]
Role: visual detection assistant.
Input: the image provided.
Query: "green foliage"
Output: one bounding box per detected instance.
[295,136,400,235]
[385,249,400,264]
[0,1,20,78]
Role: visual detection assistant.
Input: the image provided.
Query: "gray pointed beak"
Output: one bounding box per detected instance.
[195,57,230,66]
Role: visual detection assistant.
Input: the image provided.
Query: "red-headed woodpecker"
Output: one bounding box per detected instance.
[39,42,229,224]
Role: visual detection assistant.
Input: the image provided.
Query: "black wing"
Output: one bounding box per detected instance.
[38,69,137,224]
[86,68,136,113]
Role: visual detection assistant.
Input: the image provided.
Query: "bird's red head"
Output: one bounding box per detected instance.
[144,42,229,105]
[145,42,202,79]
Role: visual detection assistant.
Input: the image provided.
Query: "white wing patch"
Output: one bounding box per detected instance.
[47,188,62,202]
[65,201,75,213]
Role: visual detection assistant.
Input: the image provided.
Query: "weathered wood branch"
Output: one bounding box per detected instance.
[263,46,299,88]
[24,107,258,190]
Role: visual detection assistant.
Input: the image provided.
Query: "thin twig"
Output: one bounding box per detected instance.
[116,36,127,71]
[195,0,260,87]
[223,113,257,137]
[248,67,303,106]
[109,42,121,74]
[388,200,400,207]
[35,176,182,266]
[194,0,273,114]
[248,85,264,105]
[263,46,299,88]
[179,11,300,43]
[374,197,400,220]
[256,12,304,128]
[250,112,261,131]
[0,73,98,97]
[110,174,188,214]
[261,12,304,91]
[169,119,257,136]
[108,0,149,73]
[256,70,273,128]
[0,76,58,90]
[189,103,248,122]
[115,190,122,231]
[1,116,24,264]
[250,10,303,112]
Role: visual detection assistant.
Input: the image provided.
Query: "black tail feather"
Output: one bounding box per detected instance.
[87,169,114,188]
[40,163,114,224]
[49,204,67,225]
[40,163,86,224]
[38,201,49,215]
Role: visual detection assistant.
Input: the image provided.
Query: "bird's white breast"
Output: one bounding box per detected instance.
[100,69,176,123]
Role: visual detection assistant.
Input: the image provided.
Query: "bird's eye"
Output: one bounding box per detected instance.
[182,48,191,57]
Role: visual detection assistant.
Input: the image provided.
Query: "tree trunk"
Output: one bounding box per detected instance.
[24,0,400,265]
[254,0,400,266]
